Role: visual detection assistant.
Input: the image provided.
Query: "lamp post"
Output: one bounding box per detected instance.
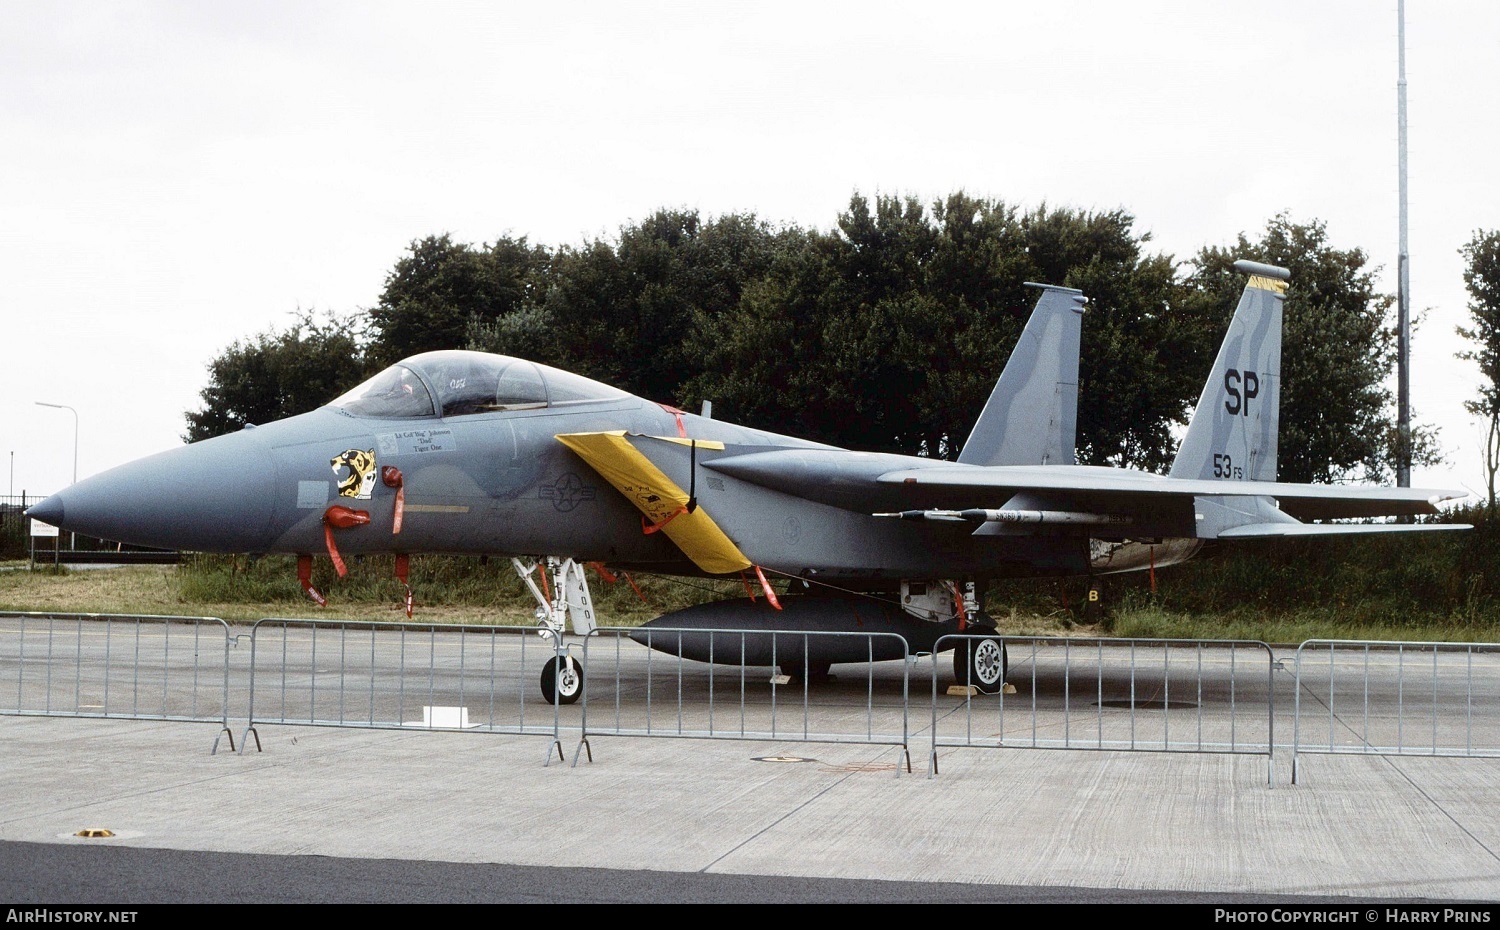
[1396,0,1411,489]
[35,402,78,549]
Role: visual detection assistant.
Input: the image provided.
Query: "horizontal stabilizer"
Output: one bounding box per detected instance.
[875,465,1464,521]
[1216,522,1471,538]
[706,445,1466,528]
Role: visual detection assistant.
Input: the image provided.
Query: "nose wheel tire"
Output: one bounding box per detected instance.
[540,655,583,705]
[954,635,1007,694]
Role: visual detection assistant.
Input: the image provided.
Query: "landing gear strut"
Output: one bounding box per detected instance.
[514,556,597,704]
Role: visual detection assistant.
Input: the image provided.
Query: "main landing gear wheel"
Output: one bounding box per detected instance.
[954,635,1008,694]
[540,655,583,705]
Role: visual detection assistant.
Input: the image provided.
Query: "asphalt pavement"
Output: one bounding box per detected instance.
[1,711,1498,904]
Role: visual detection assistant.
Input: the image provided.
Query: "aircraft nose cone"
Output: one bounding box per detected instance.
[24,495,64,527]
[38,431,280,552]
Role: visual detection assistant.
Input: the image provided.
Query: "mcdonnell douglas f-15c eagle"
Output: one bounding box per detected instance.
[28,260,1467,702]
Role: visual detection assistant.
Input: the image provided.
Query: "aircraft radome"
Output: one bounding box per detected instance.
[28,261,1468,703]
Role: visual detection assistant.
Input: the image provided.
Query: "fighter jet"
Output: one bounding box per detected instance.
[27,261,1466,702]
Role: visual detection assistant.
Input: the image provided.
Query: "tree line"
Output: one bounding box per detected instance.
[187,191,1483,485]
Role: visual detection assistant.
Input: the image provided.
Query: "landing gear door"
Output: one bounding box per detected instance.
[562,559,597,636]
[513,556,598,636]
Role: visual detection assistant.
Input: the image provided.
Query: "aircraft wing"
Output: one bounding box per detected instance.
[873,465,1466,521]
[699,445,1466,533]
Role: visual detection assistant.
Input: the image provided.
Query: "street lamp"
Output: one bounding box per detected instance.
[34,402,77,485]
[35,402,78,549]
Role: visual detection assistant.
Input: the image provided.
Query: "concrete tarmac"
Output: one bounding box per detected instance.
[1,713,1498,903]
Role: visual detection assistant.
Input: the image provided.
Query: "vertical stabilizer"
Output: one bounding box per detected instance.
[958,283,1086,466]
[1169,260,1288,482]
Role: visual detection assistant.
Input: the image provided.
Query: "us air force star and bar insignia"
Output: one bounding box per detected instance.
[331,449,378,500]
[541,472,597,512]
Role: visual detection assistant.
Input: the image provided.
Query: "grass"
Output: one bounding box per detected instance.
[1063,511,1500,643]
[3,509,1499,645]
[0,555,748,628]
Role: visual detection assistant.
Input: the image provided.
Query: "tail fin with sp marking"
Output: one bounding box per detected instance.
[1170,260,1288,483]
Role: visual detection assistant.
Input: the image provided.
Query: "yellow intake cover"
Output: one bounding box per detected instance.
[555,431,751,575]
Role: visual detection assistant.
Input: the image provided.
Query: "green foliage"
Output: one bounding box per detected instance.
[1073,510,1500,639]
[176,553,746,626]
[170,512,1500,641]
[183,310,366,443]
[670,223,835,440]
[464,209,793,409]
[368,233,551,367]
[464,304,555,368]
[1458,229,1500,515]
[1046,219,1199,471]
[178,553,531,609]
[0,512,26,560]
[683,193,1193,465]
[188,196,1425,490]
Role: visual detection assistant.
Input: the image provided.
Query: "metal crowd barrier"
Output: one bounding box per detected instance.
[1291,640,1500,783]
[14,610,1500,785]
[0,611,236,752]
[242,618,580,763]
[579,626,914,772]
[930,635,1277,783]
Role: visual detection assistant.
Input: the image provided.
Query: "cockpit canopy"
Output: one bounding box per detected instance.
[330,350,630,419]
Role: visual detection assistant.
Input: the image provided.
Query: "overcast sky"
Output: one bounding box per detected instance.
[3,1,1497,504]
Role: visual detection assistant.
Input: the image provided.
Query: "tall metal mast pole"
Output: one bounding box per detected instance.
[1397,0,1412,487]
